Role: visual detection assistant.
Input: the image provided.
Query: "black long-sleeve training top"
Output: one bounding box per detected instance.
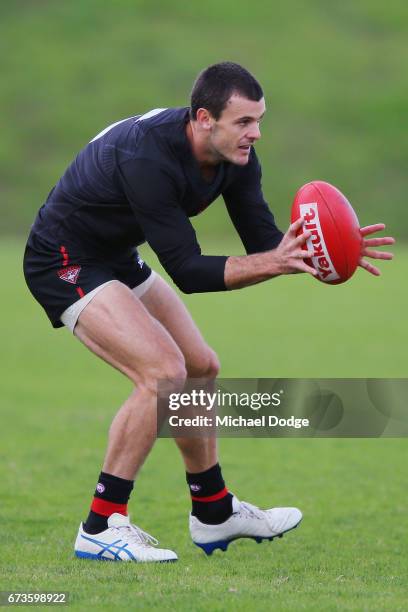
[30,107,283,293]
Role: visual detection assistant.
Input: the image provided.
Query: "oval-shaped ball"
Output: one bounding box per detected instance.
[291,181,362,284]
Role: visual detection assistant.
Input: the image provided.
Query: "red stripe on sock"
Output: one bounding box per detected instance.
[191,487,229,503]
[91,497,128,517]
[76,286,85,298]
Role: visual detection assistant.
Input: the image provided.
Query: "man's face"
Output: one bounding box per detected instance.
[207,94,266,165]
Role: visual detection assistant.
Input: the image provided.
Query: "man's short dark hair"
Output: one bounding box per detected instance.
[190,61,263,121]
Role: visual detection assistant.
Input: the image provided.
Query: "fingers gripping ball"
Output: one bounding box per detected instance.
[291,181,362,284]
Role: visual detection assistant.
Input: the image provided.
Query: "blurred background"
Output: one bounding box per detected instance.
[1,0,406,376]
[1,2,407,606]
[1,0,407,238]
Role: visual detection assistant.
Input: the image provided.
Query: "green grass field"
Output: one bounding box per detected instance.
[1,239,407,610]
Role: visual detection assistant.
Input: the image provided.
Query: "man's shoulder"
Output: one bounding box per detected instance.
[89,107,188,151]
[114,107,189,169]
[136,107,189,133]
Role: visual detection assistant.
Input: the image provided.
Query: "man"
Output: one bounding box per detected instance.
[23,62,394,562]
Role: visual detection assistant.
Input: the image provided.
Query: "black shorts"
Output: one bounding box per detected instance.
[23,232,152,328]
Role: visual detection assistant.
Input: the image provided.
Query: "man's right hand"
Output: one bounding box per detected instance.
[224,217,317,290]
[271,217,317,276]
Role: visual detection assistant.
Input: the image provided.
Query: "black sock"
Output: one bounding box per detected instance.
[186,463,233,525]
[83,471,134,534]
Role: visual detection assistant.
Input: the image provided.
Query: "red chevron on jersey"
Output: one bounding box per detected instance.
[57,265,81,284]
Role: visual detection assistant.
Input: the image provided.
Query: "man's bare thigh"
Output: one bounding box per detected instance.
[73,280,185,385]
[140,275,217,375]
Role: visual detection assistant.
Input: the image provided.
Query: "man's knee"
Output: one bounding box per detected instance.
[188,348,220,378]
[138,353,187,394]
[206,349,220,378]
[160,356,188,384]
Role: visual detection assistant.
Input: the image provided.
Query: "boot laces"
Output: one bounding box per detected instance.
[115,524,159,547]
[238,501,266,520]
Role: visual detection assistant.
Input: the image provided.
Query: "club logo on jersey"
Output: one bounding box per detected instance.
[136,255,144,269]
[299,203,340,282]
[57,265,81,284]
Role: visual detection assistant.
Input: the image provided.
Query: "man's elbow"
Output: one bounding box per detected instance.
[166,258,227,294]
[171,273,197,294]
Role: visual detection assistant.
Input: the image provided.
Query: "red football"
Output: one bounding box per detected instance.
[291,181,362,284]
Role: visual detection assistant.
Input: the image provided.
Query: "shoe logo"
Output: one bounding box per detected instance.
[96,483,105,494]
[81,534,136,561]
[190,484,201,493]
[57,265,81,284]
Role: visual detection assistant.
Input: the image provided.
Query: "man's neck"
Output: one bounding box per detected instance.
[185,120,219,170]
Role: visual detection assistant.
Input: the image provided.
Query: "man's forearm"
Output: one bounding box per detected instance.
[224,252,281,290]
[224,218,318,290]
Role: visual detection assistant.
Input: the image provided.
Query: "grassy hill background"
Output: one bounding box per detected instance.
[1,0,407,240]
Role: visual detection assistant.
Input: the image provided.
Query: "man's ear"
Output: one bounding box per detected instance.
[195,108,214,131]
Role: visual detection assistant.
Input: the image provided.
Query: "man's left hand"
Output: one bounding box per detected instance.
[359,224,395,276]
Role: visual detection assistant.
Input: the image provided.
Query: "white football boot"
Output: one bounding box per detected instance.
[74,513,178,562]
[190,496,302,555]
